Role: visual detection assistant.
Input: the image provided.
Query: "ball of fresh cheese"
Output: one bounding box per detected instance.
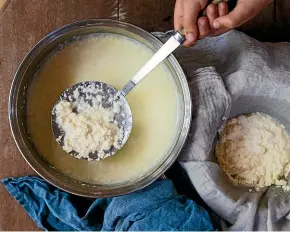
[216,113,290,188]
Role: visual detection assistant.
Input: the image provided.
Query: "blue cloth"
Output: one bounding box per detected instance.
[2,176,213,231]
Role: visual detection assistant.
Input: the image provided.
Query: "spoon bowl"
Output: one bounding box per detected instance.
[51,81,133,160]
[51,30,185,160]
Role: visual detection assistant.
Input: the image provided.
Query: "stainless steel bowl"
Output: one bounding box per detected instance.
[9,19,192,197]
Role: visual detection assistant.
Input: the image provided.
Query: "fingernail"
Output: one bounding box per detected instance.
[213,20,220,29]
[185,33,195,43]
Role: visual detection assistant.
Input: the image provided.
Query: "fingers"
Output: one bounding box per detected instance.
[213,1,254,30]
[182,0,203,46]
[208,2,230,36]
[174,0,198,46]
[207,3,218,28]
[218,2,228,17]
[174,0,183,31]
[206,3,229,37]
[174,0,272,42]
[212,0,273,32]
[173,0,234,46]
[198,17,210,39]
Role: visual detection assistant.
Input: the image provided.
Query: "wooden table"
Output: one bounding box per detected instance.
[0,0,289,230]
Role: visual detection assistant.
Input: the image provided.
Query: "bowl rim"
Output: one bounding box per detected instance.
[9,19,192,197]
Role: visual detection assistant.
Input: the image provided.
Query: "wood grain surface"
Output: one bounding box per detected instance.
[0,0,117,230]
[0,0,5,9]
[0,0,289,230]
[119,0,175,32]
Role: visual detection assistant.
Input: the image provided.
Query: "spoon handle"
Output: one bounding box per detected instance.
[121,0,237,96]
[121,35,181,96]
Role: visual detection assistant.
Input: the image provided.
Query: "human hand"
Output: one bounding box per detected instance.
[174,0,273,46]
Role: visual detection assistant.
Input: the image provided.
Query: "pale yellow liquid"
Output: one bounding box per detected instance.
[27,34,178,184]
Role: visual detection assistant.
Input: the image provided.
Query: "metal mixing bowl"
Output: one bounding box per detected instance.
[9,19,192,197]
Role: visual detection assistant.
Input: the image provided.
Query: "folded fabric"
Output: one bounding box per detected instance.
[6,29,290,231]
[154,30,290,230]
[2,176,213,231]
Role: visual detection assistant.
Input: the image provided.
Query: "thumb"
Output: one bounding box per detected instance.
[213,3,250,30]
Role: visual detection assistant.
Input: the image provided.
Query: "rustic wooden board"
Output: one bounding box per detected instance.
[275,0,290,41]
[0,0,6,8]
[276,0,290,26]
[0,0,289,230]
[119,0,175,32]
[239,1,276,41]
[0,0,117,230]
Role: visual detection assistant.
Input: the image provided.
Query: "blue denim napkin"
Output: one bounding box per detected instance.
[2,176,213,231]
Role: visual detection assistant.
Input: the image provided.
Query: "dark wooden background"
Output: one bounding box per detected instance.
[0,0,289,230]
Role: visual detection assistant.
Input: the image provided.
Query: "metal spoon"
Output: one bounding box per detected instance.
[52,0,235,160]
[51,30,185,161]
